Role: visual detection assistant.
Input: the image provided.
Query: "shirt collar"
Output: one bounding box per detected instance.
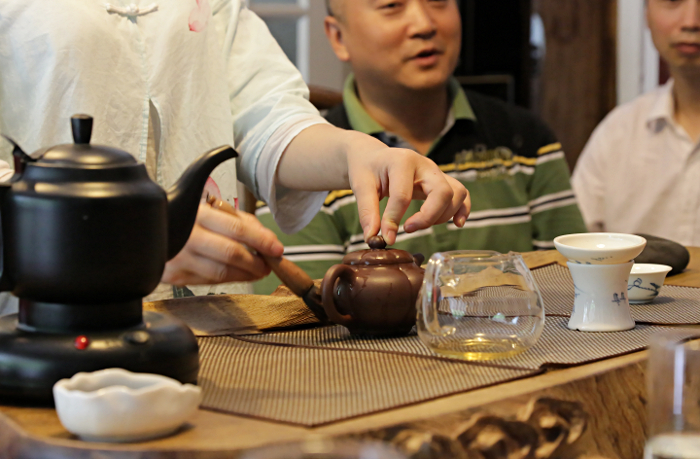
[646,79,676,130]
[342,74,477,136]
[448,77,477,121]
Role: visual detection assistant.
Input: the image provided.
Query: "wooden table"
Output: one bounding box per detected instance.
[2,248,699,459]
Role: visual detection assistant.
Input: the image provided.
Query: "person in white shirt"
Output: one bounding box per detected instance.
[0,0,471,293]
[572,0,700,246]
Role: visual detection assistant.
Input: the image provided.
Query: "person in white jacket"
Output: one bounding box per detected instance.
[0,0,471,295]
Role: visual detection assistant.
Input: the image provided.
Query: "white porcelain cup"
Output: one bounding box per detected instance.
[53,368,201,443]
[628,263,673,304]
[567,261,635,332]
[554,233,646,265]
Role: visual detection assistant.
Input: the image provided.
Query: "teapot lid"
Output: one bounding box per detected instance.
[342,236,415,266]
[37,115,137,168]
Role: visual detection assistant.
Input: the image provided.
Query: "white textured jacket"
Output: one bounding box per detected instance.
[0,0,327,232]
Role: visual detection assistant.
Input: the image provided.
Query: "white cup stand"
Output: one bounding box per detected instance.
[567,261,635,332]
[553,233,647,333]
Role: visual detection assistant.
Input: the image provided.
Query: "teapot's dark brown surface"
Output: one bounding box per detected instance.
[321,236,424,336]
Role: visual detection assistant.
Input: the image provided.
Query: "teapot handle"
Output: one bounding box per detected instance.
[321,264,354,327]
[412,253,425,267]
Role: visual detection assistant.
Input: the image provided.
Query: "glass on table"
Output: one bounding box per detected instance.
[646,333,700,458]
[416,251,545,361]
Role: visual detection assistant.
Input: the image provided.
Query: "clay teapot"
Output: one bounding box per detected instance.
[210,199,426,337]
[0,114,237,305]
[318,236,423,336]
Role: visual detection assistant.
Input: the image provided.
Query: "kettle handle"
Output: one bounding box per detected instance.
[1,135,35,175]
[321,264,354,327]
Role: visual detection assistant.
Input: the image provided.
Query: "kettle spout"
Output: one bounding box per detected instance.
[166,145,237,259]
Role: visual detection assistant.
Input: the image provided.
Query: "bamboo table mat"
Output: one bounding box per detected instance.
[243,319,700,371]
[195,260,700,426]
[197,336,537,427]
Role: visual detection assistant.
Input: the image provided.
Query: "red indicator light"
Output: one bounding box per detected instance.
[74,335,89,350]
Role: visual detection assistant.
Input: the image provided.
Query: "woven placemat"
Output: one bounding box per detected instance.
[194,263,700,426]
[533,263,700,324]
[244,319,700,370]
[198,336,537,427]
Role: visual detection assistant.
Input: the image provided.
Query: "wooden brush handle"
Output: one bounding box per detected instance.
[206,196,315,297]
[258,254,315,298]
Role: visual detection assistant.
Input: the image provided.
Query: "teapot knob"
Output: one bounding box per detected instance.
[368,235,387,250]
[71,114,94,145]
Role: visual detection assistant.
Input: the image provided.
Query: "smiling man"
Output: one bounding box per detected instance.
[572,0,700,246]
[254,0,586,294]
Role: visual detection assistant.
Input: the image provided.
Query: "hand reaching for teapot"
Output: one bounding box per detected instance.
[161,203,284,285]
[276,124,471,245]
[347,143,471,245]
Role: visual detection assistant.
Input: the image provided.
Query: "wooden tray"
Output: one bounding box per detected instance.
[2,248,699,459]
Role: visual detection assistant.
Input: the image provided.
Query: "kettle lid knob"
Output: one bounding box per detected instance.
[71,114,93,145]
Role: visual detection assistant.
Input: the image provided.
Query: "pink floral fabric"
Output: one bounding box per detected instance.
[202,177,239,209]
[188,0,210,32]
[202,176,221,199]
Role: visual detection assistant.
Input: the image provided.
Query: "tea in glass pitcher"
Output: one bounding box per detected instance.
[417,251,545,361]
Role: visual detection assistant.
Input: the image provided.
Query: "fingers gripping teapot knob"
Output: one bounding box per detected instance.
[368,235,387,250]
[71,114,94,145]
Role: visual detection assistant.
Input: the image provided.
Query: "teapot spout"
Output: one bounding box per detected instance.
[166,145,237,259]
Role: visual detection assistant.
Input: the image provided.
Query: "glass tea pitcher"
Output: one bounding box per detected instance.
[417,251,545,361]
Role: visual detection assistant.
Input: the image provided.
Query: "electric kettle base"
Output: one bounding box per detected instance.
[0,311,199,404]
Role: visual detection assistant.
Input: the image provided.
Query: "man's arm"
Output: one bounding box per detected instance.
[277,124,470,245]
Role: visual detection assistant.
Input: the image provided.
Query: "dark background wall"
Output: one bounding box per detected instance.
[456,0,533,107]
[456,0,618,170]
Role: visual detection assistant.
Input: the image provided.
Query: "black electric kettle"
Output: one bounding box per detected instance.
[0,114,237,402]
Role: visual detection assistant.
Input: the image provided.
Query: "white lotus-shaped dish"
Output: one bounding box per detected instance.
[553,233,647,265]
[628,263,673,304]
[53,368,201,443]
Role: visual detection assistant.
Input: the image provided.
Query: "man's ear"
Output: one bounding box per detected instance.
[324,16,350,62]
